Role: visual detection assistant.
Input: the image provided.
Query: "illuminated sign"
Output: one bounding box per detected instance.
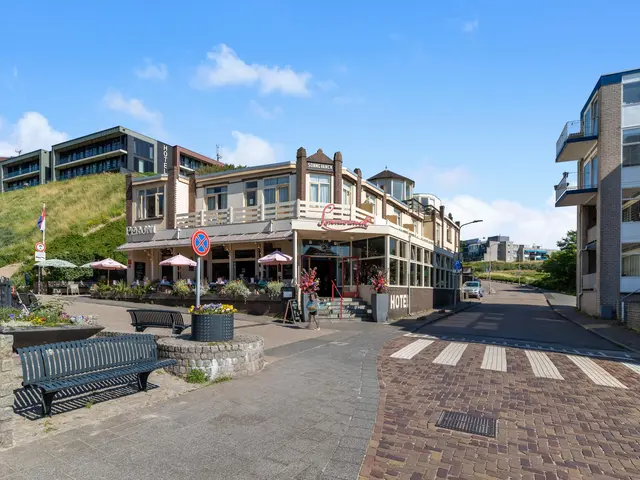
[317,204,373,232]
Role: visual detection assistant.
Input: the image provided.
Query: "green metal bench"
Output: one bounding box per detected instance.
[17,335,176,417]
[127,309,190,335]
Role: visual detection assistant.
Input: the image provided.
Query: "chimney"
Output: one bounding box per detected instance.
[296,147,307,201]
[381,185,387,219]
[354,168,362,208]
[333,152,343,204]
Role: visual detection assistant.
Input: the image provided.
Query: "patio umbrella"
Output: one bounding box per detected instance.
[159,254,197,281]
[90,258,128,284]
[34,259,77,268]
[258,250,292,280]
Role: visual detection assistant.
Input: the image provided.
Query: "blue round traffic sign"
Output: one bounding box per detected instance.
[191,229,210,257]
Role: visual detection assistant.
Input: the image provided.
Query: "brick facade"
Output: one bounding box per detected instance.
[125,173,133,225]
[296,147,307,201]
[333,152,343,205]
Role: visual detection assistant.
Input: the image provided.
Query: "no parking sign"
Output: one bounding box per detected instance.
[191,229,210,257]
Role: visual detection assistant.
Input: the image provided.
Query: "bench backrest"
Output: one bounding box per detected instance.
[127,309,185,327]
[17,335,158,386]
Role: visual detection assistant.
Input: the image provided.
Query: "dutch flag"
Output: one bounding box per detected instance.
[37,203,46,232]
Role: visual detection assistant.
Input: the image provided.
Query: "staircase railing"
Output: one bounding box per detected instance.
[330,280,344,319]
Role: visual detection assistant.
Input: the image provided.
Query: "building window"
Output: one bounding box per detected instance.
[622,244,640,276]
[623,128,640,167]
[133,138,154,159]
[245,181,258,207]
[310,174,330,203]
[134,157,154,173]
[392,180,403,200]
[264,177,289,204]
[343,181,353,206]
[446,226,452,243]
[624,81,640,106]
[206,186,228,210]
[364,194,377,215]
[389,237,408,286]
[623,191,640,222]
[138,187,164,219]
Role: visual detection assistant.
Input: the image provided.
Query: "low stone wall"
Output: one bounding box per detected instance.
[157,334,264,381]
[0,335,15,449]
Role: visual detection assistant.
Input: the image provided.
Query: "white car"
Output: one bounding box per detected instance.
[462,281,484,298]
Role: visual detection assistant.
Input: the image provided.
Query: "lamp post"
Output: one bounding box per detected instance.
[455,219,483,306]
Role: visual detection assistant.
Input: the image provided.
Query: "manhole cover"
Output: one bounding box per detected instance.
[435,410,497,438]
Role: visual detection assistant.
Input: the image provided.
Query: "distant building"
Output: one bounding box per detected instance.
[462,236,554,263]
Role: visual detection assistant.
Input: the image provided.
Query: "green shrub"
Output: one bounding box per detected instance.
[186,368,208,384]
[173,279,191,298]
[265,281,283,299]
[112,281,131,299]
[221,280,251,301]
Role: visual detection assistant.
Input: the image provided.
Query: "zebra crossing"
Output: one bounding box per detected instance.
[390,337,640,389]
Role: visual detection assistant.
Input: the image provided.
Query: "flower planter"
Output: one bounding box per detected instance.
[0,325,105,351]
[301,293,310,322]
[191,314,234,342]
[371,293,389,323]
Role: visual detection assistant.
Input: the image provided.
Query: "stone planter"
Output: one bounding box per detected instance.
[371,293,389,323]
[191,314,234,342]
[0,325,105,351]
[301,293,310,322]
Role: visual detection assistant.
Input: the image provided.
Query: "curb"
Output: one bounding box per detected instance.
[545,298,640,356]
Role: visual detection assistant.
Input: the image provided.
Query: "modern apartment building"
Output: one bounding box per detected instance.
[462,235,520,262]
[118,148,462,316]
[554,67,640,318]
[0,149,51,193]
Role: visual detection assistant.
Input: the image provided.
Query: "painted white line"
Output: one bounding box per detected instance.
[567,356,627,389]
[525,350,563,380]
[481,346,507,372]
[623,362,640,376]
[390,339,434,359]
[433,342,468,366]
[403,333,437,339]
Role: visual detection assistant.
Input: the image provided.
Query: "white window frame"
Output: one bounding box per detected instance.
[342,180,354,206]
[137,187,164,220]
[244,180,258,207]
[264,176,289,205]
[206,185,228,210]
[309,174,331,203]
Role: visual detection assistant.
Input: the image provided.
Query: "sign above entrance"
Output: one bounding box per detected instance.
[127,225,157,236]
[191,229,211,257]
[318,204,374,232]
[308,162,333,172]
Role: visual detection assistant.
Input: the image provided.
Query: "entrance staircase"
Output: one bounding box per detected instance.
[317,297,373,321]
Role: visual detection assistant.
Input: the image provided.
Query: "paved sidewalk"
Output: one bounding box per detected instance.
[545,292,640,354]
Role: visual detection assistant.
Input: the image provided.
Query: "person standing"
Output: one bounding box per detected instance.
[307,293,320,330]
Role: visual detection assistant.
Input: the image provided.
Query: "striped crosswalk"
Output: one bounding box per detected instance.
[389,339,640,389]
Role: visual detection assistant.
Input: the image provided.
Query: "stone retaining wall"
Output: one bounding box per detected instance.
[157,334,264,381]
[0,335,15,449]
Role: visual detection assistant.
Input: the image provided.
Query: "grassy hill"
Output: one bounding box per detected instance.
[0,173,126,273]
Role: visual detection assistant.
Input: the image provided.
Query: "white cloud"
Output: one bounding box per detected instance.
[135,59,168,80]
[462,19,479,33]
[0,112,68,156]
[411,165,472,192]
[192,44,311,96]
[223,131,276,167]
[103,90,164,136]
[249,100,282,120]
[443,194,575,249]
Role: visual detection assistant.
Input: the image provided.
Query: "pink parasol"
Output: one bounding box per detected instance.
[90,258,127,283]
[159,254,197,267]
[257,251,292,265]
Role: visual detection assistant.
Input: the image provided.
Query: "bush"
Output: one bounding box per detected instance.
[173,279,191,298]
[186,368,208,384]
[221,280,251,301]
[265,281,283,299]
[112,281,130,299]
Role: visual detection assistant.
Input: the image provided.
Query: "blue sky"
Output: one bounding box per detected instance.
[1,0,639,247]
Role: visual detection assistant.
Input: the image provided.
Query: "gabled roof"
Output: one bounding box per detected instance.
[306,148,332,164]
[368,169,415,186]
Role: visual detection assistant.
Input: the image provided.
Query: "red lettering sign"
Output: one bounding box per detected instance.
[317,204,374,231]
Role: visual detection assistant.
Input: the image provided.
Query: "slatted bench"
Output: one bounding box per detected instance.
[127,309,190,335]
[17,335,176,417]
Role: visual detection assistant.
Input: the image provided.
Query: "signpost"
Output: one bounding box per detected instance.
[453,259,462,306]
[191,229,210,307]
[35,242,46,294]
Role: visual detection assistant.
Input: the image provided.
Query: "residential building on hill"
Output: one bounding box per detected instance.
[0,150,51,193]
[553,67,640,318]
[118,148,462,317]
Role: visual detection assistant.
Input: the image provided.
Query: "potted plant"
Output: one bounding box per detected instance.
[370,271,389,323]
[188,303,238,342]
[299,268,319,322]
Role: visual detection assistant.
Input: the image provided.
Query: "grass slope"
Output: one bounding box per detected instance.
[0,173,125,268]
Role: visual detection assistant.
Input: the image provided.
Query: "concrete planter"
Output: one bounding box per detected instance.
[302,293,310,322]
[191,313,234,342]
[371,293,389,323]
[0,325,105,351]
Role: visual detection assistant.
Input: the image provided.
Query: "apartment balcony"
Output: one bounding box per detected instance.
[2,166,39,181]
[582,273,596,290]
[555,172,597,207]
[555,120,598,163]
[55,149,126,170]
[586,225,598,245]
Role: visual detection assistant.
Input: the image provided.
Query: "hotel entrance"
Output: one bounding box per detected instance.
[300,239,359,298]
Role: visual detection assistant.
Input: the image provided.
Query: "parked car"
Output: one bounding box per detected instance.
[462,281,484,298]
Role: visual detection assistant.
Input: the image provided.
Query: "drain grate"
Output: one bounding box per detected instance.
[435,410,497,438]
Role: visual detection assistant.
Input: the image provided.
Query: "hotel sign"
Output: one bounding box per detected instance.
[157,141,172,175]
[308,162,333,172]
[127,225,157,235]
[318,204,373,232]
[390,294,408,310]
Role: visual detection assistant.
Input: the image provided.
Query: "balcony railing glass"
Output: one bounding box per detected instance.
[556,118,599,158]
[4,165,40,179]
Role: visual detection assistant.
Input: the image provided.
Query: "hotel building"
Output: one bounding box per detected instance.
[554,67,640,318]
[0,149,51,193]
[118,147,462,318]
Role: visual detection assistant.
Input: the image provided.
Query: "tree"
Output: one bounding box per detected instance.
[540,230,577,293]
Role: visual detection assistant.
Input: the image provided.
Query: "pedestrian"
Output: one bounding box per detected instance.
[307,293,320,330]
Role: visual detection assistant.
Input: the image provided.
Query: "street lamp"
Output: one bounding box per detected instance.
[454,219,483,305]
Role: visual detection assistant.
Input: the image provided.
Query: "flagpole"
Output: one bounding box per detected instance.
[39,203,45,295]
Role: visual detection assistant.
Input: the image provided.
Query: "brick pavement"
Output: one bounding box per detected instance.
[360,334,640,480]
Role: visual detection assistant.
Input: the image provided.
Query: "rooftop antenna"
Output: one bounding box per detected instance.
[216,144,223,163]
[15,149,22,156]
